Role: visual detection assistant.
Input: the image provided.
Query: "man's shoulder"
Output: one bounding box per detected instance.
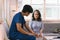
[14,12,21,17]
[15,12,20,15]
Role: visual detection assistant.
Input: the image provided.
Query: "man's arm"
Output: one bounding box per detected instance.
[24,23,40,37]
[16,23,34,36]
[16,23,30,34]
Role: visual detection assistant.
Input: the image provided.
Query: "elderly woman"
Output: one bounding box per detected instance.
[0,19,9,40]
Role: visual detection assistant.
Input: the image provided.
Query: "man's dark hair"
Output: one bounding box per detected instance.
[22,5,33,13]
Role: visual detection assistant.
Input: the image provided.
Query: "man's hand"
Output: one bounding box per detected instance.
[31,33,40,38]
[27,33,38,37]
[35,34,39,38]
[39,34,42,38]
[32,33,40,38]
[28,33,35,36]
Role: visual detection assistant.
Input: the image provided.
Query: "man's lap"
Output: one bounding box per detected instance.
[16,34,36,40]
[10,33,36,40]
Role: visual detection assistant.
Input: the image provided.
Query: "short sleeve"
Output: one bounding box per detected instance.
[14,14,22,24]
[14,13,26,25]
[41,22,44,29]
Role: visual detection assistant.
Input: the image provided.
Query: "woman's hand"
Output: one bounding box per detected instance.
[39,31,43,37]
[39,34,42,38]
[39,34,47,40]
[43,37,47,40]
[30,32,39,37]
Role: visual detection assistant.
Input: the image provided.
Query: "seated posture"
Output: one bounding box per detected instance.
[9,5,36,40]
[29,10,46,40]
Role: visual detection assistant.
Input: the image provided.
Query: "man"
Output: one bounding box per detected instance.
[9,5,36,40]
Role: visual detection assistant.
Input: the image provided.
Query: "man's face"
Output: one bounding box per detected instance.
[25,12,30,16]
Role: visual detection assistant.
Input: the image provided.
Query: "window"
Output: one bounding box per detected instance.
[46,8,59,20]
[31,5,44,19]
[31,0,60,20]
[31,0,44,4]
[31,0,44,19]
[18,0,60,21]
[46,0,57,5]
[45,0,60,20]
[59,0,60,4]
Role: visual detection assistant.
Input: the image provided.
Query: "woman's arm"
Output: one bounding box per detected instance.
[39,23,46,40]
[39,22,44,37]
[39,29,43,37]
[16,23,35,36]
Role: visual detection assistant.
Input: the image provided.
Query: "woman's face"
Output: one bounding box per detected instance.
[34,11,39,20]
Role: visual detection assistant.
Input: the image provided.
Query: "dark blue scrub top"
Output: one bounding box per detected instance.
[9,12,26,38]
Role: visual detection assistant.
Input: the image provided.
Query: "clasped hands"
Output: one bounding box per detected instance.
[28,32,42,38]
